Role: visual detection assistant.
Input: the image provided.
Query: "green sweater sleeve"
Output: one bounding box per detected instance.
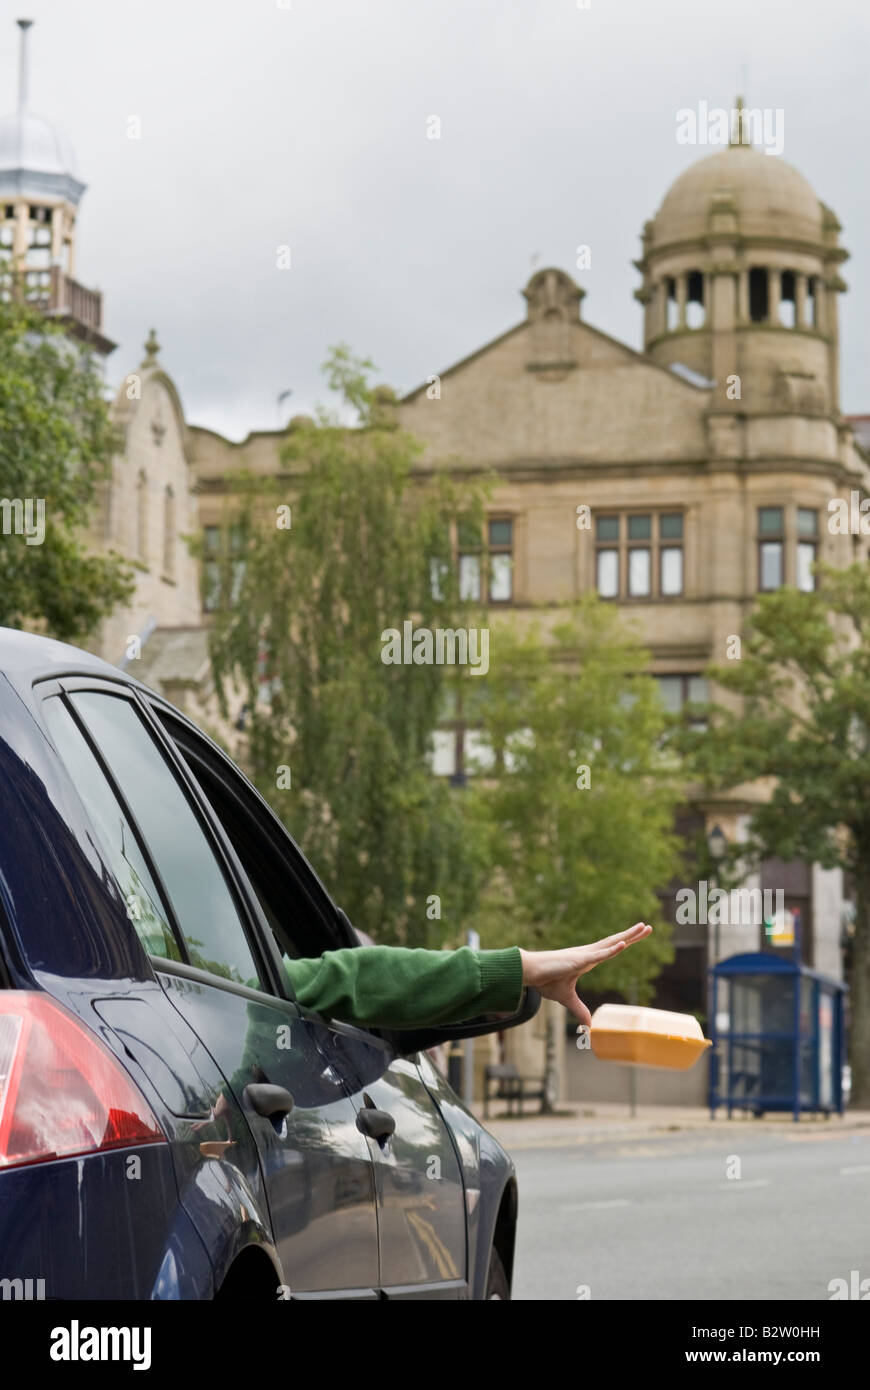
[285,944,524,1029]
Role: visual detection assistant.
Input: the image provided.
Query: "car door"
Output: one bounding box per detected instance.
[50,680,380,1300]
[318,1022,469,1298]
[151,699,470,1299]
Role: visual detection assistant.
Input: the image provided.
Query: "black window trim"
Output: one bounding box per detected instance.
[154,703,349,959]
[56,688,192,968]
[150,700,404,1050]
[36,677,191,970]
[37,672,287,1002]
[127,684,292,1000]
[31,672,411,1048]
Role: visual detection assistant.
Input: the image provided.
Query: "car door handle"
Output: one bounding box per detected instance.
[244,1083,295,1118]
[356,1093,396,1142]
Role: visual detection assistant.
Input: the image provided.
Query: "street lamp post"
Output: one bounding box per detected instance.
[707,823,727,968]
[707,823,727,1117]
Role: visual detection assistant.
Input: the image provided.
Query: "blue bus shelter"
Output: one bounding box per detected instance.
[708,952,846,1121]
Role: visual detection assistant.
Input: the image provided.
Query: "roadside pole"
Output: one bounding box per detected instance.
[464,929,480,1106]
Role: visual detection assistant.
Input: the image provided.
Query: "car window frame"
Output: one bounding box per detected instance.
[149,699,351,963]
[36,673,290,1003]
[36,678,193,969]
[146,700,402,1052]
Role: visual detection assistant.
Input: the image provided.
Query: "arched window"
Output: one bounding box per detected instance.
[805,276,818,327]
[136,470,148,562]
[778,270,796,327]
[163,485,176,579]
[749,268,769,323]
[665,277,679,331]
[686,270,705,328]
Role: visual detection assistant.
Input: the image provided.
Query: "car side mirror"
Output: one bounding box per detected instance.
[386,986,542,1058]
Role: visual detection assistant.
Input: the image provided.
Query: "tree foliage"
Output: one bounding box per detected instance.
[207,346,488,945]
[0,292,132,639]
[676,563,870,1102]
[468,597,680,1001]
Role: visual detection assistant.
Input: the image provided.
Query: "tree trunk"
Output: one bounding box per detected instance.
[848,875,870,1108]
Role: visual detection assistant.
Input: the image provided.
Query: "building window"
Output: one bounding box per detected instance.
[758,506,784,590]
[778,270,796,328]
[430,556,447,603]
[749,267,769,323]
[660,512,684,595]
[487,518,513,602]
[686,270,705,329]
[458,555,481,601]
[457,517,482,602]
[797,507,818,592]
[665,277,679,331]
[654,673,708,728]
[453,515,514,604]
[596,548,619,598]
[163,486,176,579]
[595,515,620,598]
[429,680,494,783]
[628,547,651,596]
[203,526,221,612]
[627,514,651,596]
[805,277,818,328]
[595,511,684,599]
[202,522,245,613]
[136,470,148,563]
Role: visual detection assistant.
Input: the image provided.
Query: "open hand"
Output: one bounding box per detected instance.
[518,923,653,1025]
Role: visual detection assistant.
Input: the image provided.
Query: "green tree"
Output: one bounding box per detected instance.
[677,562,870,1105]
[208,346,488,945]
[468,597,682,1100]
[0,292,132,639]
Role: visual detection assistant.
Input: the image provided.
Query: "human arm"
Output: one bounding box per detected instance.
[287,944,523,1030]
[284,923,652,1029]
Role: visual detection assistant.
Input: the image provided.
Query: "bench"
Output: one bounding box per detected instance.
[484,1063,547,1118]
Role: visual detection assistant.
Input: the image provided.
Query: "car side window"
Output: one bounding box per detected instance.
[41,696,183,963]
[154,709,338,970]
[67,691,263,989]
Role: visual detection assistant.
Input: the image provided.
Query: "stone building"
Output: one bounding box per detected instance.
[3,21,867,1099]
[0,21,207,707]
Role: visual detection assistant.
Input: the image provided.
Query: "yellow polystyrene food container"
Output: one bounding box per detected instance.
[588,1004,712,1070]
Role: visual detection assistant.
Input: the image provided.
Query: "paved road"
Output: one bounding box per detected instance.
[509,1127,870,1300]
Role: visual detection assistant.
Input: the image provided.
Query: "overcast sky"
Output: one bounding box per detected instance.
[6,0,869,439]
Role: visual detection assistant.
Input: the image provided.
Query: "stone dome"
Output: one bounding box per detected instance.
[0,110,85,203]
[651,144,824,248]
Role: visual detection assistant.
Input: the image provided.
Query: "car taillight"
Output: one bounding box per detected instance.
[0,992,164,1169]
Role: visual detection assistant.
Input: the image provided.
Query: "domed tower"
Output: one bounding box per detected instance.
[635,101,848,424]
[0,19,113,354]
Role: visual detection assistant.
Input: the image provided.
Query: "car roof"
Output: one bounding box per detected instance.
[0,626,145,694]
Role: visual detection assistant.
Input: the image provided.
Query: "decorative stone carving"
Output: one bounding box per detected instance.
[523,267,582,379]
[774,367,827,413]
[523,267,584,324]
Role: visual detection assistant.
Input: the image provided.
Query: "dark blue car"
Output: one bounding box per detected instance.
[0,628,537,1300]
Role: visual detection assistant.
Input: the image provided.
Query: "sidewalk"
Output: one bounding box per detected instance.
[483,1100,870,1149]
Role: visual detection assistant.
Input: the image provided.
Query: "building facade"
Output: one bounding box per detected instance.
[2,22,867,1085]
[189,126,868,1011]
